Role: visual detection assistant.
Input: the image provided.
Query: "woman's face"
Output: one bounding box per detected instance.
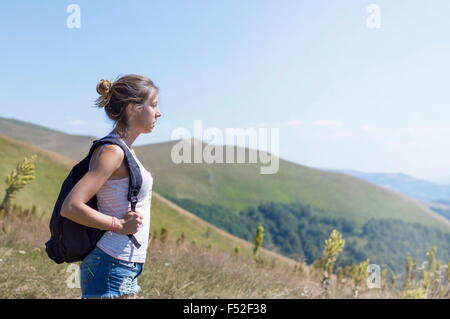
[130,93,161,133]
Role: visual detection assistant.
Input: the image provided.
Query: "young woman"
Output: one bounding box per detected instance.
[61,74,162,299]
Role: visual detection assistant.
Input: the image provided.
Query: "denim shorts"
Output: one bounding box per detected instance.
[79,246,144,299]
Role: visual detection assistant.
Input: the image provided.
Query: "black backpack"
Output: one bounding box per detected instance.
[45,134,142,264]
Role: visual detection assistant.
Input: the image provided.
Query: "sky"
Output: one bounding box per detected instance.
[1,0,450,179]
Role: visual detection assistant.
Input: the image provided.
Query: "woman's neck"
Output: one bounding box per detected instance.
[110,129,138,150]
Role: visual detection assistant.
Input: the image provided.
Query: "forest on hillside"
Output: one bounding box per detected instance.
[167,197,450,275]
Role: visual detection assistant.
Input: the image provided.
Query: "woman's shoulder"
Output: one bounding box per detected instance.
[92,143,124,159]
[89,143,125,174]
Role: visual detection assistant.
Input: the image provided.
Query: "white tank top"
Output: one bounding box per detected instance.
[88,131,153,263]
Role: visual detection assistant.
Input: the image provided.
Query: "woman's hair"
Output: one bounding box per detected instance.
[95,74,159,139]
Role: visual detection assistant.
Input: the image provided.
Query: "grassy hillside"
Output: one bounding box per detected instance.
[0,133,298,267]
[1,123,450,298]
[0,134,71,215]
[1,209,448,299]
[0,117,97,162]
[133,139,450,232]
[0,214,411,299]
[0,116,448,231]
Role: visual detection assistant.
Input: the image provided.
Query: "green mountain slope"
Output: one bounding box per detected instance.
[0,117,97,162]
[133,139,450,232]
[0,116,448,232]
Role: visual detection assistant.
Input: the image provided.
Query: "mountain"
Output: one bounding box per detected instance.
[3,118,450,272]
[134,140,450,231]
[329,169,450,204]
[0,116,97,162]
[1,117,448,232]
[426,176,450,186]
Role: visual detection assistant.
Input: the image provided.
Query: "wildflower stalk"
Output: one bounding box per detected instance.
[253,224,264,262]
[350,259,369,298]
[0,154,37,217]
[318,229,345,297]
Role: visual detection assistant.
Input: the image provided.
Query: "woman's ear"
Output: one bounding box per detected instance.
[126,103,137,119]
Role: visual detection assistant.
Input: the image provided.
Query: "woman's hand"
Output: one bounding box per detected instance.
[117,210,143,235]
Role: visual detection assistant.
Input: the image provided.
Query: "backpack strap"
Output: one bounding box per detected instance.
[90,137,142,249]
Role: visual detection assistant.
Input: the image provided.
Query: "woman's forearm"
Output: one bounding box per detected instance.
[61,202,122,231]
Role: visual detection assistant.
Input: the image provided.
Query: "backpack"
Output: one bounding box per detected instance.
[45,134,142,264]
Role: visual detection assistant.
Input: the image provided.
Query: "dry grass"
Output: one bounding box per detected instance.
[0,213,417,299]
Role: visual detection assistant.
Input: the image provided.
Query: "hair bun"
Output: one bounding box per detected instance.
[96,79,112,100]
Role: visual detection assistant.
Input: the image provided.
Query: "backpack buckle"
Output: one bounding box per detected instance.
[130,189,139,203]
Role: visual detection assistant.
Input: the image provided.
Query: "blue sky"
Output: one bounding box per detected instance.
[1,1,450,179]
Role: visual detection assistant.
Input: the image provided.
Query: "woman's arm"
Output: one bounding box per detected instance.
[61,144,142,234]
